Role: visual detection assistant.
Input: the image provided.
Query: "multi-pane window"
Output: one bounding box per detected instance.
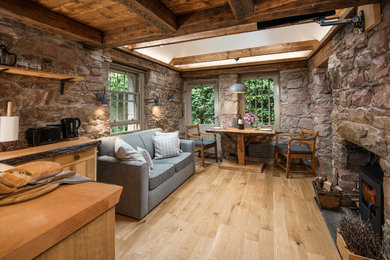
[244,78,275,125]
[108,67,143,134]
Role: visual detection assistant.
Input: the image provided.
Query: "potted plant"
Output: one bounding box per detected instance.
[337,217,385,260]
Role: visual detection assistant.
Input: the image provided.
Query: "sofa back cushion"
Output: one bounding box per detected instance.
[98,128,163,157]
[137,128,162,158]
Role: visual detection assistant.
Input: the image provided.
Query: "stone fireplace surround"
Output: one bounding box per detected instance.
[328,2,390,254]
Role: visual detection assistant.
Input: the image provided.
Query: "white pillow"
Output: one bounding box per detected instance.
[153,131,180,159]
[137,147,153,171]
[114,138,146,165]
[155,131,181,152]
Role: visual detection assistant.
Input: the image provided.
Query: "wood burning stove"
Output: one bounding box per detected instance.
[359,165,384,238]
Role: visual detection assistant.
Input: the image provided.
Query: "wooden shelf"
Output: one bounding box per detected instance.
[0,65,87,94]
[0,65,86,81]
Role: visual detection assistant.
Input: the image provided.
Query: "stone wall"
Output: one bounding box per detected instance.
[0,17,108,152]
[328,1,390,254]
[0,17,184,152]
[144,70,183,133]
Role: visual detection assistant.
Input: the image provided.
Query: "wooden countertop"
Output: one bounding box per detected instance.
[0,137,101,165]
[206,127,275,135]
[0,182,122,260]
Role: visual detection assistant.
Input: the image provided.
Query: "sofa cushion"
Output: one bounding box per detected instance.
[276,144,312,154]
[99,135,117,157]
[118,134,145,151]
[153,152,192,172]
[138,128,162,158]
[149,164,175,190]
[115,138,146,163]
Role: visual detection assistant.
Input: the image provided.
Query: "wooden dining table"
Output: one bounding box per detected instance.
[206,127,275,172]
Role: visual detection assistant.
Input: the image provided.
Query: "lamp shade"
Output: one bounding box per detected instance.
[227,83,247,93]
[0,116,19,142]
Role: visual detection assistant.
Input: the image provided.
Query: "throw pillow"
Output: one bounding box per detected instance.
[137,146,153,170]
[155,131,181,152]
[115,138,146,164]
[153,131,180,159]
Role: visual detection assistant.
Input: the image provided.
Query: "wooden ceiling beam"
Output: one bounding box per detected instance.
[126,23,257,49]
[103,0,379,47]
[0,0,102,46]
[180,58,308,78]
[227,0,254,20]
[170,40,319,65]
[113,0,176,32]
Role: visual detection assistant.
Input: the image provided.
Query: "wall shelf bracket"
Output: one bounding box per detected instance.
[60,78,74,95]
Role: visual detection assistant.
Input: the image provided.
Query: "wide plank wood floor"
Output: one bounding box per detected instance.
[115,161,340,260]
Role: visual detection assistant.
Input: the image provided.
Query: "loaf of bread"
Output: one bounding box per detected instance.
[0,172,28,188]
[4,161,64,182]
[0,161,64,195]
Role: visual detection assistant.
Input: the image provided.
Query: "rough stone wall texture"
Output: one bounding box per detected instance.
[308,66,333,176]
[328,1,390,253]
[0,17,108,152]
[144,69,183,135]
[218,74,239,159]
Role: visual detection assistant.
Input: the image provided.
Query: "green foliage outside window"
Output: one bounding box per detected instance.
[191,86,215,124]
[244,78,275,125]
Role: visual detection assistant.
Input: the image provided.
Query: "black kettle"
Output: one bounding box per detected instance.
[0,45,17,66]
[61,118,81,139]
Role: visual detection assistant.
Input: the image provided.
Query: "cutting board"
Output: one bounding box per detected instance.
[0,183,60,206]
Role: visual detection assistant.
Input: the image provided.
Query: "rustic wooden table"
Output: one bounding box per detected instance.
[206,127,275,172]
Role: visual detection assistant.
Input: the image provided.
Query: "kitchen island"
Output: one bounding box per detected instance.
[0,182,122,260]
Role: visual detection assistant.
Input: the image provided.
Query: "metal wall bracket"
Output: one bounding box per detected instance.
[0,68,9,73]
[317,10,365,32]
[60,78,74,95]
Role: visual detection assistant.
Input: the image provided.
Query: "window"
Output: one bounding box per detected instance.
[107,65,144,134]
[191,85,215,124]
[244,77,276,126]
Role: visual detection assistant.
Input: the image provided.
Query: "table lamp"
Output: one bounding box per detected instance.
[0,102,19,142]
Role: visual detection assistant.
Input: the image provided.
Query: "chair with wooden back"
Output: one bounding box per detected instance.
[274,129,319,178]
[185,124,219,167]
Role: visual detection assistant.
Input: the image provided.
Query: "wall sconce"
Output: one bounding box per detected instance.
[0,102,19,142]
[152,97,162,115]
[96,93,108,106]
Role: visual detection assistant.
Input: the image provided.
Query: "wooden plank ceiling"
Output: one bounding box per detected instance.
[0,0,381,71]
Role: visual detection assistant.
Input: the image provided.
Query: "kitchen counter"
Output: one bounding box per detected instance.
[0,182,122,259]
[0,137,101,165]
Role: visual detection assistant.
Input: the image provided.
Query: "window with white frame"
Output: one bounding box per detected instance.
[243,75,280,128]
[107,65,144,134]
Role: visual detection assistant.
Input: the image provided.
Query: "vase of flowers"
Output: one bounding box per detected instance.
[244,113,259,128]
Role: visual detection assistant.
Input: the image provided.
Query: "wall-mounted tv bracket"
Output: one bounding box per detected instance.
[60,78,74,95]
[316,10,365,32]
[0,68,9,73]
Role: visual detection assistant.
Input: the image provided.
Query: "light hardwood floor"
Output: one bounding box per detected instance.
[115,161,340,260]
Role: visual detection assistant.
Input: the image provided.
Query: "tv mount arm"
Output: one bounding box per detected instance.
[315,10,365,32]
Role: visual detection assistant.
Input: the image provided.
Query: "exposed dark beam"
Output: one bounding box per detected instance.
[103,0,379,47]
[113,0,176,32]
[227,0,254,20]
[170,40,319,65]
[0,0,102,46]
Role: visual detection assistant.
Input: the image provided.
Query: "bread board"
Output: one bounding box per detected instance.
[0,183,59,206]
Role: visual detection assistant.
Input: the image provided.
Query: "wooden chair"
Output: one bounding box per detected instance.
[185,124,219,167]
[274,129,319,178]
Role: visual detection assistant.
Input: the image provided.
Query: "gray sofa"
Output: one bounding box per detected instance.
[97,128,195,219]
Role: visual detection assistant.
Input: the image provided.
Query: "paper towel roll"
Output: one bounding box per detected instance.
[0,116,19,142]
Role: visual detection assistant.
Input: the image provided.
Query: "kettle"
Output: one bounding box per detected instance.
[0,45,17,66]
[61,118,81,139]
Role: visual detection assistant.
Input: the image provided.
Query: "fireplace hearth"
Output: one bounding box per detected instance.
[359,165,384,238]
